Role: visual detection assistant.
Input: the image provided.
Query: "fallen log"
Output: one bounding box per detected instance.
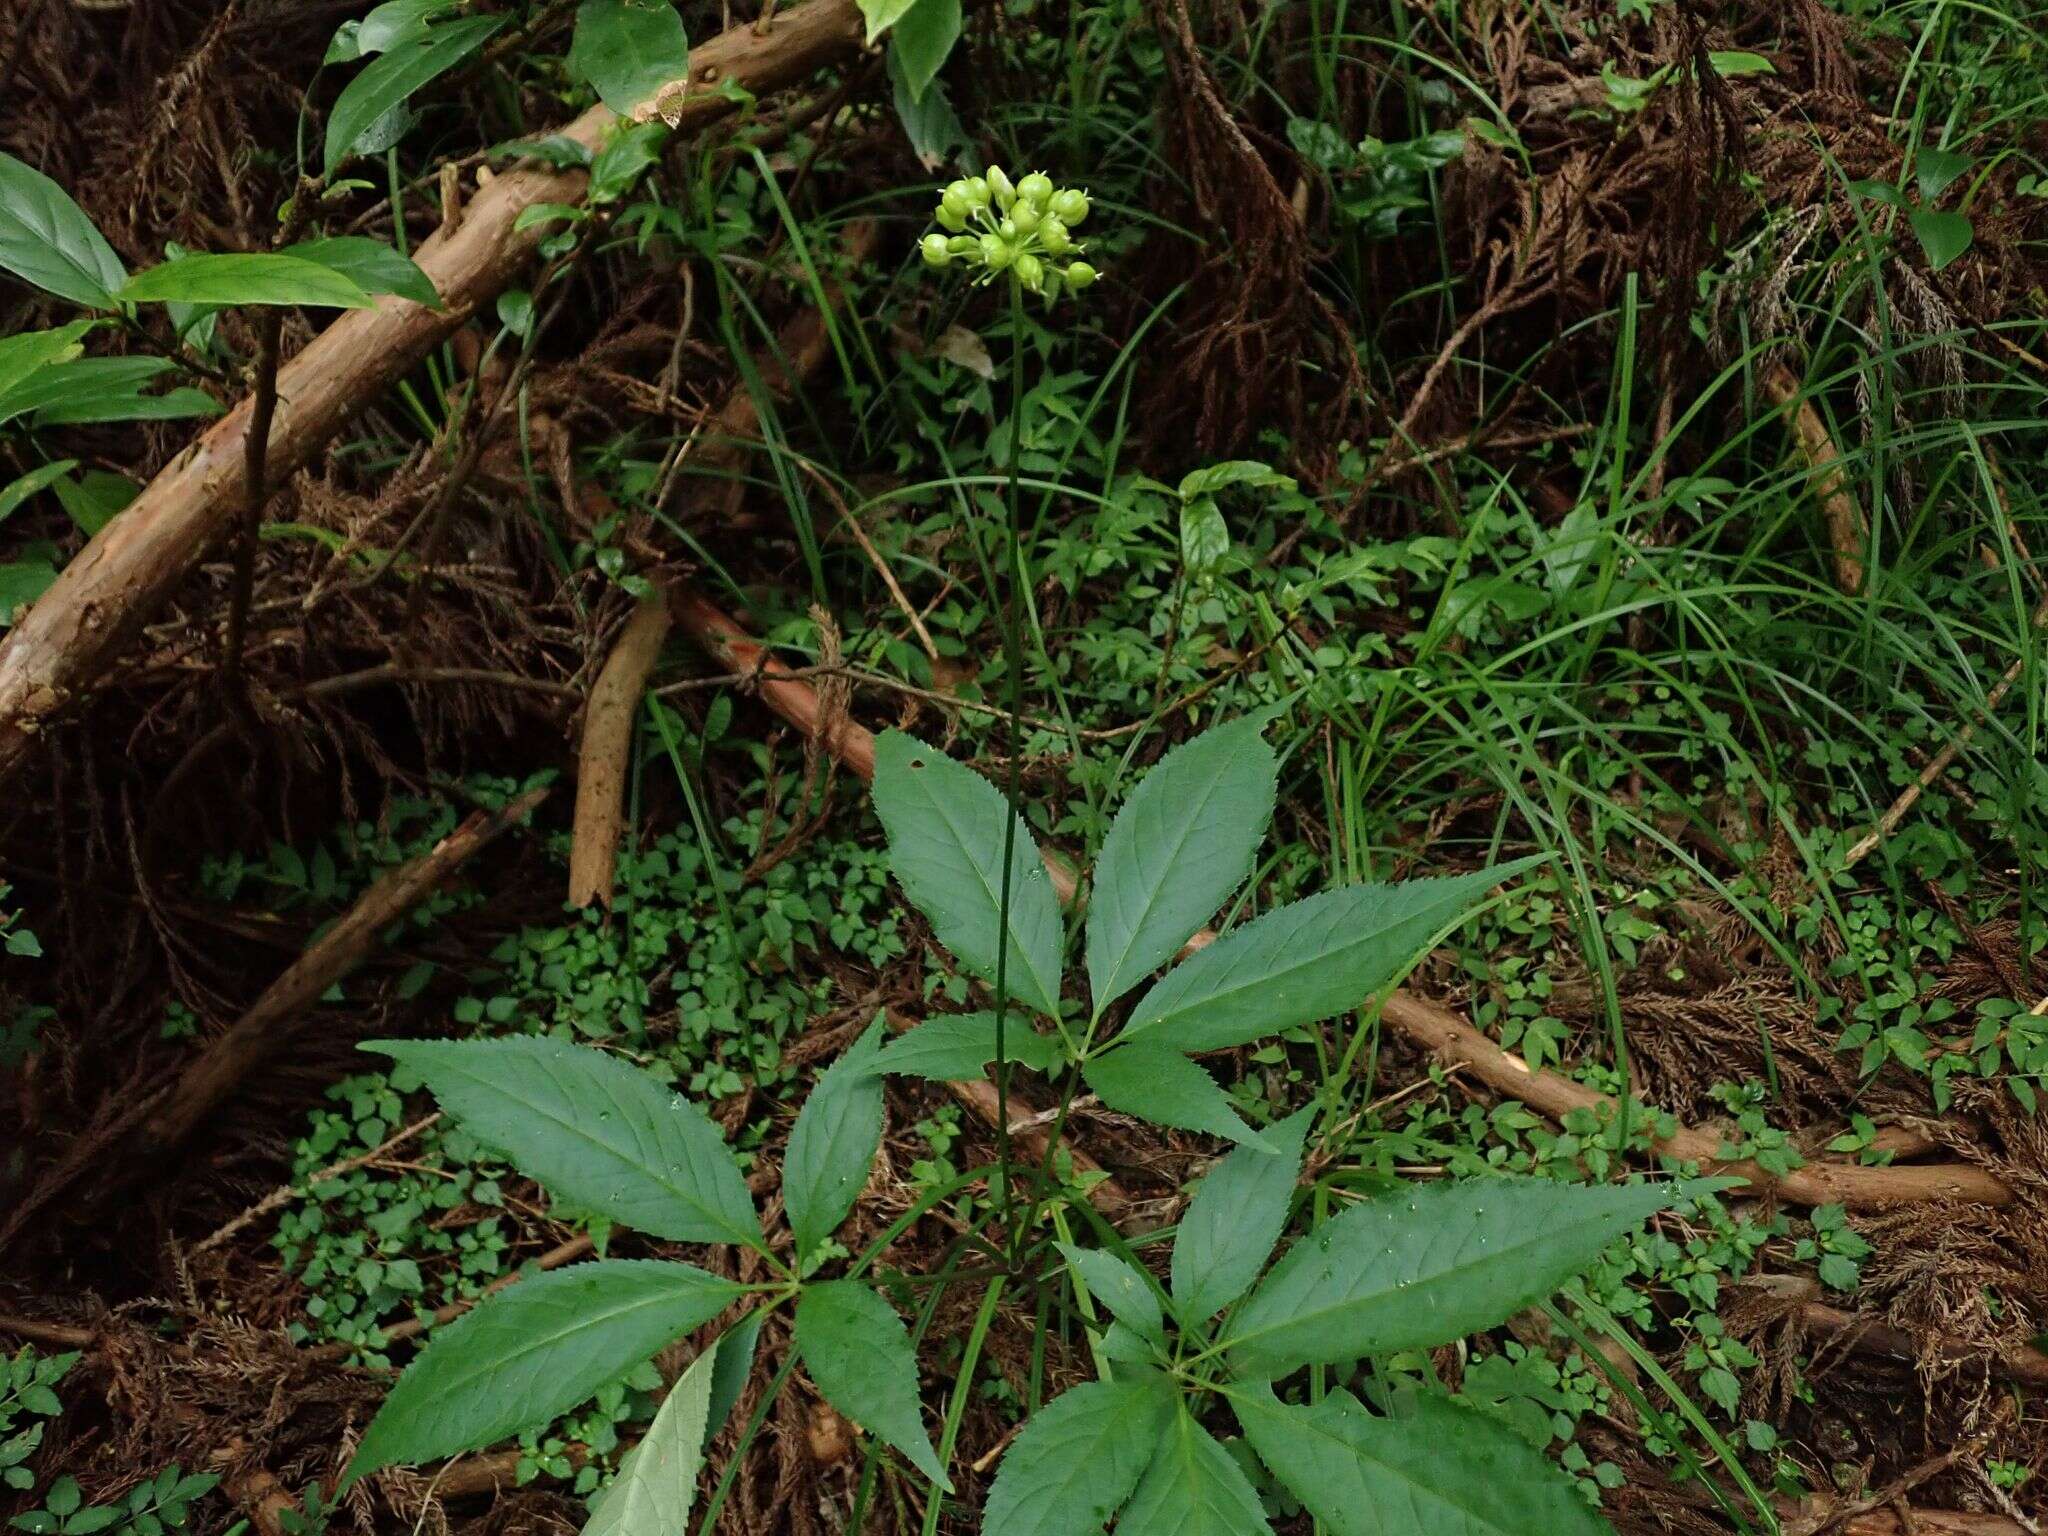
[670,584,2017,1212]
[0,0,864,784]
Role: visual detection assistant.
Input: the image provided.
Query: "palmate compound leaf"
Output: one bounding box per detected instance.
[346,1260,741,1482]
[365,1036,759,1249]
[870,731,1065,1020]
[1171,1106,1312,1321]
[871,1011,1063,1080]
[1222,1176,1673,1379]
[581,1333,720,1536]
[1084,710,1280,1011]
[1119,859,1541,1053]
[1119,1405,1273,1536]
[794,1281,949,1488]
[981,1374,1176,1536]
[783,1019,885,1258]
[1233,1384,1613,1536]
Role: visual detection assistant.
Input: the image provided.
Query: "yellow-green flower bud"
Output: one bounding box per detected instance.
[1039,215,1070,253]
[1011,202,1042,234]
[980,232,1013,269]
[1018,172,1054,209]
[1014,252,1044,291]
[920,233,952,266]
[946,235,979,256]
[940,189,971,226]
[936,202,967,233]
[963,176,990,209]
[986,165,1016,210]
[1064,260,1098,288]
[1050,188,1090,225]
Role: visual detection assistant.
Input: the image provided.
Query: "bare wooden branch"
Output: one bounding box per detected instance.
[568,595,672,908]
[139,787,549,1156]
[0,0,864,782]
[1378,989,2014,1209]
[1763,363,1869,597]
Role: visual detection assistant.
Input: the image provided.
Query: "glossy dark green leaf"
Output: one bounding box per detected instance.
[1086,711,1278,1009]
[871,731,1065,1019]
[1234,1385,1612,1536]
[1224,1177,1671,1377]
[0,322,93,403]
[569,0,691,116]
[1171,1106,1310,1319]
[887,0,959,102]
[496,289,534,338]
[1121,862,1538,1052]
[285,237,441,308]
[856,0,921,43]
[0,560,58,626]
[0,152,127,306]
[1915,146,1973,199]
[872,1012,1063,1080]
[794,1281,948,1487]
[324,15,507,178]
[588,120,671,204]
[119,253,372,310]
[1120,1406,1272,1536]
[346,1260,740,1481]
[51,469,136,536]
[982,1375,1174,1536]
[1,357,220,428]
[356,0,459,53]
[784,1020,885,1257]
[0,463,78,527]
[1083,1042,1269,1149]
[1176,461,1294,500]
[1179,496,1229,577]
[1909,208,1973,271]
[581,1335,719,1536]
[366,1036,759,1248]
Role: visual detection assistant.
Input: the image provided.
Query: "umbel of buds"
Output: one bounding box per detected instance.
[920,166,1098,297]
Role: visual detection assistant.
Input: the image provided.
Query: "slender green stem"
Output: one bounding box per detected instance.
[988,277,1032,1255]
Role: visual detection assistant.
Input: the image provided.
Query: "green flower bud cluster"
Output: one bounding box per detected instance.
[920,166,1099,296]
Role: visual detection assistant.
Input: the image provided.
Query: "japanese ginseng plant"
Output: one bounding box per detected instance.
[336,704,1680,1536]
